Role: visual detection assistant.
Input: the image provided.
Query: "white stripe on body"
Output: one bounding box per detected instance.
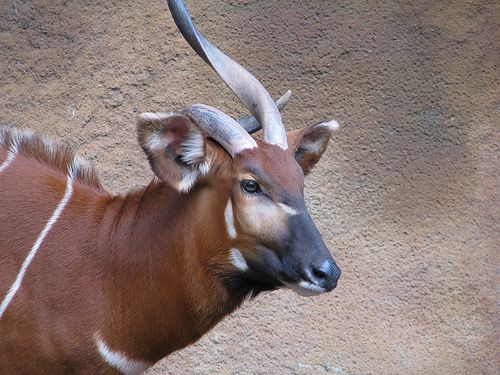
[0,173,74,319]
[95,334,150,375]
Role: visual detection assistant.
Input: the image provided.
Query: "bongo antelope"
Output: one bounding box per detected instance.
[0,0,341,373]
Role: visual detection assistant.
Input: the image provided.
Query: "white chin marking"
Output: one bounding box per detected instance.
[285,281,325,297]
[230,248,248,272]
[95,334,150,375]
[224,199,237,239]
[278,203,299,216]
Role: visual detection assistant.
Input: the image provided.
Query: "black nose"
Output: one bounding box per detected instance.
[310,259,341,291]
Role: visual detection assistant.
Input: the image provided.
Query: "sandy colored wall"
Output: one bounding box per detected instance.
[0,0,498,373]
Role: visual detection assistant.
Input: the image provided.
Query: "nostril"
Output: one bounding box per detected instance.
[310,259,341,290]
[311,259,334,280]
[312,265,328,280]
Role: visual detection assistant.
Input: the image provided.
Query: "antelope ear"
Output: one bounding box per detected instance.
[137,112,211,193]
[287,120,339,175]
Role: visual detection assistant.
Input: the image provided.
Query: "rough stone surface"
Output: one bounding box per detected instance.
[0,0,498,374]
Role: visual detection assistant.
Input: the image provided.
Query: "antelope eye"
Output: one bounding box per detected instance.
[241,179,261,194]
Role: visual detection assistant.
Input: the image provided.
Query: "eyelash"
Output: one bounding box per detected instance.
[240,179,261,194]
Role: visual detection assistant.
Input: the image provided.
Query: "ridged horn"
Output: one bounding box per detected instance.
[182,104,257,157]
[167,0,288,149]
[238,90,292,134]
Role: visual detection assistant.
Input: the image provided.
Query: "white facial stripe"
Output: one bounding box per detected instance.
[278,203,299,216]
[0,174,74,319]
[95,334,150,375]
[224,199,237,239]
[0,149,17,174]
[230,248,249,272]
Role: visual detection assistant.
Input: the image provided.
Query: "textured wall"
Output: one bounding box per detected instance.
[0,0,498,373]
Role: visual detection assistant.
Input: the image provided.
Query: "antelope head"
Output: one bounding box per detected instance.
[138,0,341,298]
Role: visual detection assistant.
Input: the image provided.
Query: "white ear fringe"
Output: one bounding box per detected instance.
[317,119,340,131]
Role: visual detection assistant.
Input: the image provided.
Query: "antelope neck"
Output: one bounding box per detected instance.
[96,181,242,361]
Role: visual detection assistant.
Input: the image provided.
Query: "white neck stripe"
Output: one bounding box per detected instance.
[0,174,74,319]
[0,149,17,174]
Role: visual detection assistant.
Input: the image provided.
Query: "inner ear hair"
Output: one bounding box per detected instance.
[299,120,339,153]
[288,119,339,175]
[138,112,207,164]
[137,112,211,193]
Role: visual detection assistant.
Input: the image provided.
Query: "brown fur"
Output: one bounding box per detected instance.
[0,117,334,374]
[0,128,241,373]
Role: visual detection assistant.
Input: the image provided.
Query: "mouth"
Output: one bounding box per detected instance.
[234,245,338,297]
[281,262,339,297]
[284,280,326,297]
